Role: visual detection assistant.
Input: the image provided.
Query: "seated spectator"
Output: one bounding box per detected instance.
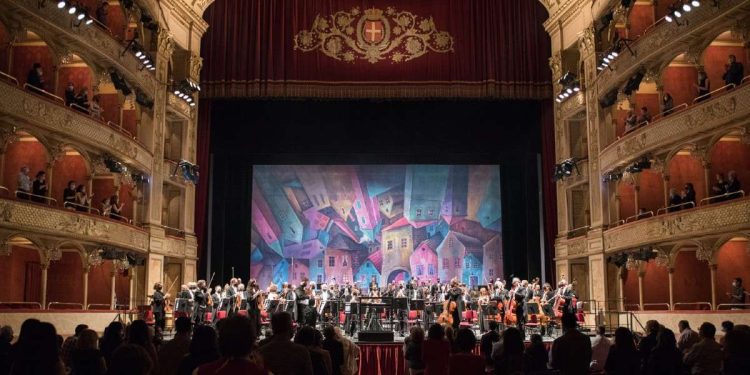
[723,54,744,87]
[684,322,722,375]
[90,94,103,120]
[524,333,548,374]
[668,188,682,212]
[480,320,500,373]
[62,324,89,367]
[257,312,312,375]
[176,325,219,375]
[16,166,31,200]
[158,316,191,375]
[646,327,681,375]
[682,183,696,208]
[196,316,268,374]
[109,195,125,220]
[70,329,106,375]
[711,173,728,201]
[65,82,77,106]
[322,325,344,375]
[722,324,750,375]
[604,327,639,375]
[491,326,524,374]
[295,326,332,375]
[590,325,611,373]
[108,344,153,375]
[126,320,158,372]
[661,92,674,116]
[63,180,77,208]
[720,321,734,346]
[695,70,711,102]
[449,328,483,375]
[423,324,450,375]
[549,313,592,375]
[624,111,638,134]
[96,1,109,26]
[99,322,124,368]
[31,171,48,203]
[638,320,661,372]
[637,106,652,125]
[26,63,45,90]
[75,87,90,114]
[11,321,66,374]
[0,325,13,375]
[404,326,425,375]
[74,184,93,212]
[678,320,700,355]
[726,170,741,199]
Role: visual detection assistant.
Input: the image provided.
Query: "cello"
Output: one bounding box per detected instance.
[504,286,517,326]
[437,297,456,327]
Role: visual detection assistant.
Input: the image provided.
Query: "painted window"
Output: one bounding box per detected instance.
[442,258,449,269]
[329,256,335,267]
[428,264,435,275]
[387,240,394,250]
[401,238,408,248]
[416,208,422,217]
[454,257,460,268]
[317,275,323,284]
[317,259,323,268]
[416,265,424,275]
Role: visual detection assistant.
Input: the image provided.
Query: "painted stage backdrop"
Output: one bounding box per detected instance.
[250,165,503,289]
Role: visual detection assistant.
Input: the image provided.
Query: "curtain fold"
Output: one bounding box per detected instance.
[200,0,551,99]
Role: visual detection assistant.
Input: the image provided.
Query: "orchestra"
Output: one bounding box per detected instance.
[147,274,579,339]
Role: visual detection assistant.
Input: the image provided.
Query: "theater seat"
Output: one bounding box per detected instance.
[237,310,249,317]
[217,310,228,320]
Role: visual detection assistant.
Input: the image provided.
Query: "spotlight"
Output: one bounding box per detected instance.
[143,59,150,64]
[674,10,682,17]
[573,86,581,92]
[691,0,700,6]
[566,88,573,94]
[68,6,76,14]
[57,1,66,8]
[666,14,674,22]
[77,10,86,20]
[683,3,692,11]
[85,18,93,25]
[555,98,562,103]
[139,54,146,60]
[603,57,611,63]
[611,51,619,58]
[189,102,196,107]
[135,51,142,57]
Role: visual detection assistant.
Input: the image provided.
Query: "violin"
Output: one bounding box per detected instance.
[437,298,457,326]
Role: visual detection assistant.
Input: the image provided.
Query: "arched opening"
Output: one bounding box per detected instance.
[0,236,42,306]
[661,53,699,108]
[51,146,90,211]
[1,131,50,201]
[715,237,750,308]
[46,249,84,308]
[387,269,410,284]
[673,248,712,309]
[701,31,748,90]
[92,175,136,223]
[87,259,131,309]
[10,31,57,94]
[641,261,669,310]
[667,148,706,208]
[709,132,750,201]
[56,53,94,112]
[617,179,636,221]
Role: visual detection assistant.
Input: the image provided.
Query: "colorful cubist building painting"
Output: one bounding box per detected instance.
[250,165,503,288]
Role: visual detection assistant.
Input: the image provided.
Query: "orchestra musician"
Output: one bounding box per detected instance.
[446,278,463,331]
[211,285,222,321]
[511,278,527,331]
[296,279,310,324]
[540,283,555,317]
[477,287,490,333]
[193,280,208,325]
[151,282,166,331]
[226,278,238,316]
[247,279,262,334]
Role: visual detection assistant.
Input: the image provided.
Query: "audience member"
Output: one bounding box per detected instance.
[196,316,268,374]
[637,106,652,125]
[422,324,450,375]
[75,184,93,212]
[682,183,696,207]
[491,326,524,375]
[0,326,13,375]
[31,170,48,203]
[549,313,592,375]
[26,63,45,90]
[108,344,153,375]
[65,82,77,106]
[99,322,124,368]
[726,171,741,199]
[711,173,728,201]
[480,320,500,373]
[661,92,674,116]
[448,328,483,375]
[257,312,312,375]
[176,325,219,375]
[444,326,455,353]
[91,94,103,119]
[646,327,681,375]
[63,180,78,207]
[720,320,734,346]
[109,195,125,220]
[624,111,637,134]
[75,87,90,114]
[684,322,722,375]
[722,324,750,375]
[70,329,106,375]
[334,327,359,375]
[695,70,711,102]
[668,188,682,212]
[96,1,109,26]
[723,54,744,87]
[677,320,700,355]
[127,320,158,372]
[604,327,639,375]
[322,325,344,375]
[590,325,611,373]
[524,333,548,374]
[62,324,90,368]
[158,316,191,375]
[16,166,31,200]
[295,326,332,375]
[727,278,746,308]
[404,326,425,375]
[10,321,66,375]
[638,320,660,373]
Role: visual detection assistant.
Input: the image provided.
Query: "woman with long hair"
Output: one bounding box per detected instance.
[646,327,682,375]
[604,327,639,375]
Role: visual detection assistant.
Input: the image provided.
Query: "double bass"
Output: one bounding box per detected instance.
[504,287,517,326]
[437,297,456,326]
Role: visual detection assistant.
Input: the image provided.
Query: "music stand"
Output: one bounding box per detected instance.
[411,299,425,311]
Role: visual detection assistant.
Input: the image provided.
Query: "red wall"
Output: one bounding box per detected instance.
[108,5,128,41]
[87,261,130,306]
[0,246,40,303]
[662,66,698,107]
[56,66,93,101]
[668,154,706,203]
[634,93,659,119]
[51,154,88,204]
[0,22,9,73]
[629,4,655,39]
[618,182,636,220]
[623,268,639,308]
[638,170,664,212]
[99,93,121,125]
[3,140,48,191]
[715,240,750,306]
[673,250,712,307]
[654,0,672,21]
[710,140,750,190]
[121,109,137,137]
[642,261,669,306]
[11,45,56,90]
[47,251,84,305]
[615,107,628,139]
[703,45,748,89]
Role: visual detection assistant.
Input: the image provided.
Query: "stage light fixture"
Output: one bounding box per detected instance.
[77,10,86,20]
[691,0,700,6]
[57,0,66,8]
[68,5,76,14]
[666,14,674,22]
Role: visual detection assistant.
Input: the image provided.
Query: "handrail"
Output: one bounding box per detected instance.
[567,225,590,237]
[0,301,42,309]
[717,303,750,310]
[656,201,695,215]
[107,121,133,138]
[155,223,186,236]
[650,103,689,122]
[673,302,712,310]
[699,190,745,205]
[90,18,111,33]
[609,219,625,228]
[641,16,667,36]
[69,103,90,113]
[625,211,653,223]
[109,213,133,224]
[642,303,671,311]
[48,302,84,310]
[624,303,641,311]
[693,83,735,103]
[15,191,57,205]
[0,70,19,86]
[23,83,65,105]
[63,201,101,214]
[742,74,750,84]
[0,186,9,195]
[87,303,113,310]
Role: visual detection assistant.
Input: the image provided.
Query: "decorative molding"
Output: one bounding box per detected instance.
[549,53,563,82]
[166,93,193,119]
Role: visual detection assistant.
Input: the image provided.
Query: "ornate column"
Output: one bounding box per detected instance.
[40,259,49,309]
[702,161,712,201]
[110,270,117,310]
[668,267,675,310]
[633,184,640,214]
[709,264,717,310]
[129,266,136,309]
[663,174,670,207]
[618,267,625,311]
[82,265,90,310]
[637,269,645,311]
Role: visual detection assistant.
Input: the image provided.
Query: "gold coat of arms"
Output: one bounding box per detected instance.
[294,7,454,63]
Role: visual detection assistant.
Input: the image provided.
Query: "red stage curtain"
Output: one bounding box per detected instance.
[194,99,212,273]
[200,0,551,99]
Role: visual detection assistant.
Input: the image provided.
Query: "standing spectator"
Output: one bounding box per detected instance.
[109,195,125,220]
[549,313,592,375]
[722,324,750,375]
[195,316,267,375]
[491,326,524,375]
[448,328,483,375]
[26,63,45,90]
[90,94,103,120]
[646,328,682,375]
[75,87,90,114]
[711,173,728,201]
[70,329,106,375]
[404,326,425,375]
[335,327,359,375]
[604,327,639,375]
[294,326,332,375]
[638,320,660,373]
[127,320,158,373]
[157,317,191,375]
[10,321,66,375]
[62,324,89,368]
[322,325,344,375]
[723,55,744,87]
[31,171,48,203]
[64,181,78,207]
[176,325,219,375]
[108,344,153,375]
[95,1,109,26]
[99,322,124,368]
[101,197,112,217]
[726,171,741,199]
[74,185,93,212]
[480,320,500,373]
[726,278,746,308]
[624,111,638,134]
[524,333,548,374]
[422,324,450,375]
[694,70,711,102]
[668,188,682,212]
[0,326,13,375]
[637,106,652,126]
[677,320,700,355]
[684,322,722,375]
[16,166,31,200]
[661,92,674,116]
[682,183,697,208]
[65,82,77,106]
[257,312,312,375]
[590,325,611,373]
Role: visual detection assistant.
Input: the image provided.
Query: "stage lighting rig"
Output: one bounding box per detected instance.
[53,1,95,26]
[109,70,132,96]
[666,1,702,24]
[104,155,127,174]
[607,252,629,268]
[597,33,634,72]
[602,171,623,183]
[172,79,200,107]
[553,156,587,181]
[625,156,652,173]
[555,71,581,103]
[135,90,154,109]
[172,160,199,184]
[122,40,156,71]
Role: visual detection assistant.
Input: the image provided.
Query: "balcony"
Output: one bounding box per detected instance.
[0,76,153,173]
[0,196,149,252]
[594,0,749,97]
[603,197,750,253]
[1,0,157,95]
[167,93,193,120]
[599,80,750,173]
[555,235,588,259]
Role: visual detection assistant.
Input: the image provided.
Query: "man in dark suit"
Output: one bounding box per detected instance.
[26,63,45,90]
[151,282,166,331]
[549,313,592,375]
[225,278,237,316]
[296,279,310,325]
[723,55,744,87]
[258,312,313,375]
[322,325,345,375]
